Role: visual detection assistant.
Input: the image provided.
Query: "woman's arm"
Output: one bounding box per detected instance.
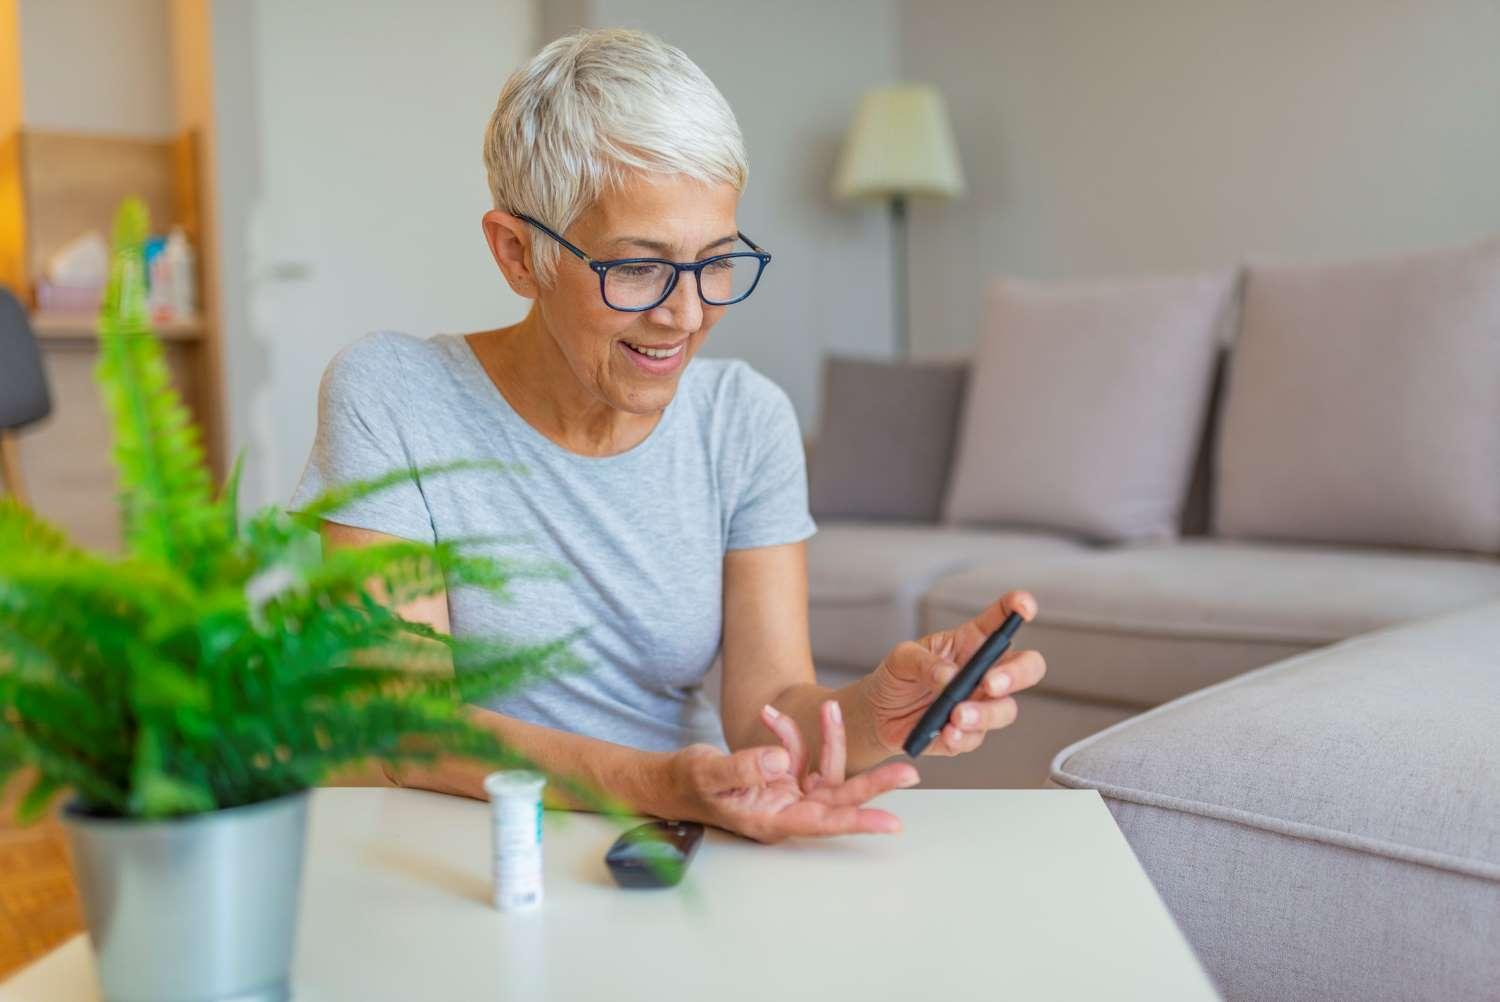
[719,542,891,775]
[720,543,1049,776]
[320,520,681,817]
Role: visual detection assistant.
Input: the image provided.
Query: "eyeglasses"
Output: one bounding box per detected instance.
[515,213,772,312]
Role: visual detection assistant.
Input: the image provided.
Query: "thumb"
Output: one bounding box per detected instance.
[705,745,790,792]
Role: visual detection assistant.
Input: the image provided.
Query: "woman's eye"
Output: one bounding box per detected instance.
[616,264,660,278]
[704,258,735,272]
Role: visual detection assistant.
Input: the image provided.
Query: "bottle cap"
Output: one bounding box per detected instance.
[484,769,546,800]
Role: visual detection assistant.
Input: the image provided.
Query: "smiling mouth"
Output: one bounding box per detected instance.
[621,339,687,359]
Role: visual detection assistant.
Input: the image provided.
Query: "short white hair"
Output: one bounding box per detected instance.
[483,28,749,286]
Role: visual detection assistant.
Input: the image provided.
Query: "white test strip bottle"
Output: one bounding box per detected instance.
[484,770,547,912]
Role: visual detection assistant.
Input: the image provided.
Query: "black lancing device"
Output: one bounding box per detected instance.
[605,819,704,888]
[902,611,1025,758]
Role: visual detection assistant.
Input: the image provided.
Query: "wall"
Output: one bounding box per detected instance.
[17,0,175,136]
[902,0,1500,355]
[208,0,1500,498]
[585,0,902,429]
[208,0,539,512]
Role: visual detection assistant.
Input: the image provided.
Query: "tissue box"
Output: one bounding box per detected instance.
[35,279,104,313]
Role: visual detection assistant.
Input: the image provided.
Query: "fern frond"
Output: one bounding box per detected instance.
[288,459,526,529]
[292,537,564,610]
[0,497,76,558]
[217,449,247,543]
[95,198,217,573]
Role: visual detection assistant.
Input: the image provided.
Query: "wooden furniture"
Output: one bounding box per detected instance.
[0,434,18,499]
[0,128,224,550]
[0,786,1221,1000]
[0,433,22,503]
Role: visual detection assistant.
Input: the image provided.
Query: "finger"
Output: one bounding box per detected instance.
[940,722,984,755]
[826,806,903,836]
[777,801,903,837]
[818,700,847,786]
[928,654,961,694]
[705,744,789,793]
[891,643,962,696]
[950,696,1018,734]
[813,760,920,806]
[977,648,1046,698]
[940,592,1040,683]
[964,590,1039,644]
[760,703,807,779]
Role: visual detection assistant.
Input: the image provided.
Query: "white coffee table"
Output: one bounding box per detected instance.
[1,787,1219,1000]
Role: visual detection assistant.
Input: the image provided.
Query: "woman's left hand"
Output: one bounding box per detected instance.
[860,590,1046,757]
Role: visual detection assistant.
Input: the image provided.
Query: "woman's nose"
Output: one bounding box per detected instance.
[650,269,703,332]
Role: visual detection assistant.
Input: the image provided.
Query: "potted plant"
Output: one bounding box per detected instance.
[0,199,584,1002]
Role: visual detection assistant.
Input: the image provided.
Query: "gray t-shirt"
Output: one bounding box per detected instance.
[289,331,817,753]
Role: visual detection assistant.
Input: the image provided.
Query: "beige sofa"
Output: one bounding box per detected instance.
[805,236,1500,789]
[808,520,1500,789]
[1047,598,1500,1000]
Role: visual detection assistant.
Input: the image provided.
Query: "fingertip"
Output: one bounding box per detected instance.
[761,747,789,774]
[858,810,903,835]
[931,661,957,688]
[762,702,781,720]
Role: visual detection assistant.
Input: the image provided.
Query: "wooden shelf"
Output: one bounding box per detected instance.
[30,310,204,342]
[3,123,225,550]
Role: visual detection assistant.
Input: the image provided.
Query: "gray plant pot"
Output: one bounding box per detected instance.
[61,789,309,1002]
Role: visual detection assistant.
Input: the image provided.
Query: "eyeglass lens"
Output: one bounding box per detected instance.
[603,253,761,309]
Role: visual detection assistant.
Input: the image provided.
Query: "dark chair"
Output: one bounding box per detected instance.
[0,288,52,505]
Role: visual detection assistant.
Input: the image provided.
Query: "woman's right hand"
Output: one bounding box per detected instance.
[665,699,920,844]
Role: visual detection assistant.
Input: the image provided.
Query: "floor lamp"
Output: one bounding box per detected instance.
[833,84,965,358]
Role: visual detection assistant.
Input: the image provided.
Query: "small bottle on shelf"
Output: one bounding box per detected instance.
[163,228,197,322]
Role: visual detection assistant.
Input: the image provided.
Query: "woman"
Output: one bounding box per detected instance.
[291,27,1045,844]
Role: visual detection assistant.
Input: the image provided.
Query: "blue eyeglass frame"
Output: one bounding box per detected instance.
[514,212,772,312]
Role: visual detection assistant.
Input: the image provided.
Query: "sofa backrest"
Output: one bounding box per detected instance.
[808,234,1500,557]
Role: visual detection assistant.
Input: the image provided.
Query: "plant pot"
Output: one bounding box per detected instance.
[61,789,309,1002]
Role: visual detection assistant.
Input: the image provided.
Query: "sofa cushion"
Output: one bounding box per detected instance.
[807,521,1088,676]
[808,355,969,522]
[1049,600,1500,1001]
[921,539,1500,705]
[1215,236,1500,554]
[944,271,1235,543]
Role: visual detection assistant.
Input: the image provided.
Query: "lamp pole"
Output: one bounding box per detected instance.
[890,193,908,358]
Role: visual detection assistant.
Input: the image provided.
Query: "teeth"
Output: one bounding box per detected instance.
[626,341,684,359]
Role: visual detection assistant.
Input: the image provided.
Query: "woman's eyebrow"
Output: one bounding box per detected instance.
[606,234,739,256]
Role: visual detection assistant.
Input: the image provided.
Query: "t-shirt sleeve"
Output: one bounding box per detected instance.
[725,367,818,551]
[287,333,436,544]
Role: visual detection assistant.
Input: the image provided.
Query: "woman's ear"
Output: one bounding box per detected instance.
[482,210,539,299]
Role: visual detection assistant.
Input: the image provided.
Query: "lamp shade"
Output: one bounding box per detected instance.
[833,84,965,201]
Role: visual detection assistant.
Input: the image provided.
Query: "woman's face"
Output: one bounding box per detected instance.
[506,173,741,417]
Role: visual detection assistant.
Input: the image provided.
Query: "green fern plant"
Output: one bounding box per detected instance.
[0,198,588,821]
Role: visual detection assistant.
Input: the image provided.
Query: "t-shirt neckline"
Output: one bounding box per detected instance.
[443,332,682,466]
